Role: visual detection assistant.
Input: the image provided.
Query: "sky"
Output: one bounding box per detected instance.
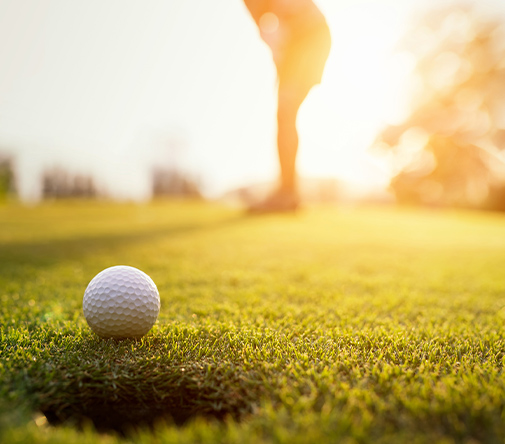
[1,0,505,201]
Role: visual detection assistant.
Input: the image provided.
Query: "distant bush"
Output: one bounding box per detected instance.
[42,167,98,199]
[151,167,201,198]
[0,154,16,202]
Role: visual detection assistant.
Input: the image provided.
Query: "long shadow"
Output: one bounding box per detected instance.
[0,214,246,281]
[42,399,234,436]
[35,337,255,436]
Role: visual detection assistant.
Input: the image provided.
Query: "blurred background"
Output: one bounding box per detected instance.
[1,0,505,210]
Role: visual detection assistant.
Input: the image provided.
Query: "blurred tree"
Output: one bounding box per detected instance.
[151,167,201,199]
[42,167,98,199]
[149,131,201,199]
[0,153,16,202]
[375,5,505,209]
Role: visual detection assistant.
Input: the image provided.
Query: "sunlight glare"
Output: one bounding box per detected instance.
[297,2,416,190]
[259,12,279,34]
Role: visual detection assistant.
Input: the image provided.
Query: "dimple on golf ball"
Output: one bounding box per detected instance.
[83,265,160,338]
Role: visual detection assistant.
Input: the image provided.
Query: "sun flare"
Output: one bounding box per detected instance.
[297,2,416,190]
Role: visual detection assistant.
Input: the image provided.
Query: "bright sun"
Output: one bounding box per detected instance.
[296,1,416,191]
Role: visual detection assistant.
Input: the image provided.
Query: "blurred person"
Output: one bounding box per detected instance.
[244,0,331,212]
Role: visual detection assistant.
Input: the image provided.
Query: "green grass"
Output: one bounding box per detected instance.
[2,200,505,443]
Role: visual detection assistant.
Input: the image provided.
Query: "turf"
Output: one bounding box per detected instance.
[2,200,505,443]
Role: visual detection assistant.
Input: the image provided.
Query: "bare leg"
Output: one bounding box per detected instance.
[247,85,308,214]
[243,0,331,213]
[277,85,309,194]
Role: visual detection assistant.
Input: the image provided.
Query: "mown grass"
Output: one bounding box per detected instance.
[2,200,505,443]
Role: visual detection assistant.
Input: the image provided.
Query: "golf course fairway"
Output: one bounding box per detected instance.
[2,201,505,443]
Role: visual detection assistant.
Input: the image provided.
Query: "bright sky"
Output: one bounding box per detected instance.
[1,0,504,200]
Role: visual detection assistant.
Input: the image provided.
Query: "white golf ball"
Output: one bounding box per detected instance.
[83,265,160,338]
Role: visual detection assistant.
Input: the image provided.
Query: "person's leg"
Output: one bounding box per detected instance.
[276,84,309,195]
[245,1,331,213]
[248,84,309,213]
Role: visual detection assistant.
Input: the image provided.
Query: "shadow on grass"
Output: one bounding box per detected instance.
[0,214,246,282]
[24,337,256,436]
[37,359,252,436]
[25,334,258,436]
[42,400,233,435]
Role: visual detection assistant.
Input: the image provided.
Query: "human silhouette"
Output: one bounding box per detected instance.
[244,0,331,212]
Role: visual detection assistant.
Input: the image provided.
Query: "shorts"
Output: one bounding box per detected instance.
[275,19,331,92]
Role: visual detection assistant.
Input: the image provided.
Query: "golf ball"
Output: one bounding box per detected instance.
[83,265,160,338]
